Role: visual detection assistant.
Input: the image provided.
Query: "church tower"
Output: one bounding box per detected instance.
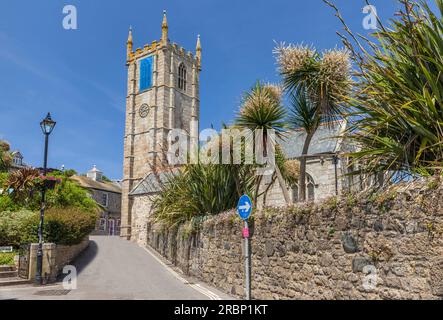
[121,11,201,239]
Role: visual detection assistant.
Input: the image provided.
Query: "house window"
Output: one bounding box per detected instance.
[178,63,187,91]
[116,219,121,235]
[98,218,106,231]
[101,193,109,207]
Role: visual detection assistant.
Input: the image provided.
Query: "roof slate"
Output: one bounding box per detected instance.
[279,121,345,159]
[71,175,122,194]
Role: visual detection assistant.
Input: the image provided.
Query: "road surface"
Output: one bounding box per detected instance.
[0,236,230,300]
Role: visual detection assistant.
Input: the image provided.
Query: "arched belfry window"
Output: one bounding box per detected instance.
[178,63,187,91]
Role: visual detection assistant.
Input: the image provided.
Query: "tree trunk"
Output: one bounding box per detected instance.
[275,164,291,204]
[299,131,314,202]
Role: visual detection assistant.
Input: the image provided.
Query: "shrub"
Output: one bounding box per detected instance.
[0,209,35,247]
[153,164,254,227]
[0,170,99,213]
[0,207,97,247]
[21,207,98,246]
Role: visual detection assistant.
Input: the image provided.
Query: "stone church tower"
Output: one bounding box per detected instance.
[121,11,201,241]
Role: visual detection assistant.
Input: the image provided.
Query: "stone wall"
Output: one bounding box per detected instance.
[28,237,89,284]
[147,178,443,299]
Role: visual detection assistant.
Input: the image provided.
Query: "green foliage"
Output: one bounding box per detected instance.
[3,168,40,205]
[0,252,16,266]
[275,43,351,201]
[45,176,99,213]
[101,175,112,183]
[329,0,443,177]
[0,210,35,247]
[3,207,98,246]
[235,81,287,138]
[63,169,77,177]
[153,164,254,227]
[0,169,98,213]
[0,140,12,172]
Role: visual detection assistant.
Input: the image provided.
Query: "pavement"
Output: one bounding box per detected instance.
[0,236,232,300]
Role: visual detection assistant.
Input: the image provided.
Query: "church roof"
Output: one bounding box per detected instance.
[129,170,178,196]
[279,120,346,159]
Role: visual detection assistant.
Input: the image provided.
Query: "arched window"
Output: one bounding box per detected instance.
[292,174,316,202]
[178,63,187,91]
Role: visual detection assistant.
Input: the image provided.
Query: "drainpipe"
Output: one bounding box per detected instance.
[332,154,339,196]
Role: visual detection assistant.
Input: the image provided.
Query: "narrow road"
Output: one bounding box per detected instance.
[0,236,230,300]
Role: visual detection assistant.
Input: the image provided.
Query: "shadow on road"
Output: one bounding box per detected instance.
[56,240,99,281]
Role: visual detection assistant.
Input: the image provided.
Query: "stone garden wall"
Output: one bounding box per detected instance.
[147,178,443,299]
[28,237,89,283]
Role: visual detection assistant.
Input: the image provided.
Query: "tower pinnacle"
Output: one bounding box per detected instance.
[127,26,133,61]
[196,34,202,69]
[162,10,168,44]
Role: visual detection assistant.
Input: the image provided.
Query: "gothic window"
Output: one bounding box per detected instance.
[292,174,316,203]
[139,56,153,91]
[307,180,315,201]
[178,63,187,91]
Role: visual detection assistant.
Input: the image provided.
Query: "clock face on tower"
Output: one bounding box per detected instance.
[139,104,150,118]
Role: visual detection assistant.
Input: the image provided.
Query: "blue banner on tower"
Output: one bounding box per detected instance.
[139,56,153,91]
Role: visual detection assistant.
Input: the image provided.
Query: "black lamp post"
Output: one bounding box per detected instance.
[36,113,56,285]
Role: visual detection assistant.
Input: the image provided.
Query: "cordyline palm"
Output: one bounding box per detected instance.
[324,0,443,178]
[4,168,40,202]
[235,81,291,204]
[275,44,351,201]
[287,90,321,200]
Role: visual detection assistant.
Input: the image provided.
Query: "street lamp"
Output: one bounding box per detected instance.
[36,113,56,285]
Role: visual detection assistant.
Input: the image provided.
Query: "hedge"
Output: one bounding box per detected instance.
[0,207,97,247]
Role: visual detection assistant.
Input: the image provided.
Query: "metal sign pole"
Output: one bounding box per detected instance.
[244,220,251,300]
[237,194,252,301]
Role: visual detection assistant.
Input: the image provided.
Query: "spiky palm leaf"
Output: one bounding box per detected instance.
[328,0,443,177]
[275,44,351,201]
[235,81,291,204]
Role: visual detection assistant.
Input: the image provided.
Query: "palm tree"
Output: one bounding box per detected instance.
[235,81,291,204]
[275,44,351,201]
[287,91,321,201]
[324,0,443,178]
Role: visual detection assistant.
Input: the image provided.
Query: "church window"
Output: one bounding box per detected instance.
[139,56,153,91]
[292,174,316,202]
[178,63,187,91]
[307,181,315,201]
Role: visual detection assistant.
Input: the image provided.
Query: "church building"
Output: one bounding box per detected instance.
[121,11,201,244]
[120,12,374,247]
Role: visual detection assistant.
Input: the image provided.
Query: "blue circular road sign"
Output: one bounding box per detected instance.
[237,195,253,220]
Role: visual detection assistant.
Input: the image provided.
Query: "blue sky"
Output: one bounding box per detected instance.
[0,0,404,179]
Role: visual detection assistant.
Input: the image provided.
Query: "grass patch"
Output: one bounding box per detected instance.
[0,252,16,266]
